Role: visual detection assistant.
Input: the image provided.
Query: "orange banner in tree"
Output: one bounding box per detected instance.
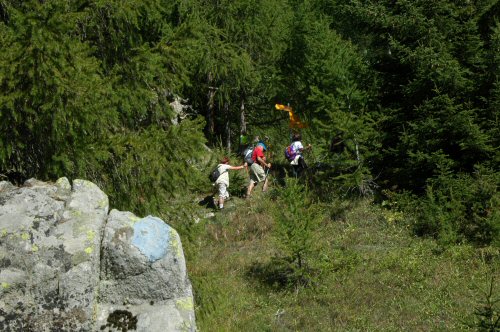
[275,104,308,128]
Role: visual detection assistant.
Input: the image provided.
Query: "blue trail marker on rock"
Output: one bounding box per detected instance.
[131,216,171,262]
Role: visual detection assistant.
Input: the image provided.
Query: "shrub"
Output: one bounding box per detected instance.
[271,177,323,286]
[395,166,500,246]
[469,276,500,331]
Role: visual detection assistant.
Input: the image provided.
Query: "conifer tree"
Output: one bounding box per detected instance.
[90,118,207,215]
[278,2,378,197]
[334,0,498,190]
[80,0,191,129]
[74,0,211,210]
[0,0,115,180]
[484,21,500,167]
[179,0,292,146]
[329,0,500,244]
[0,0,210,215]
[272,178,322,285]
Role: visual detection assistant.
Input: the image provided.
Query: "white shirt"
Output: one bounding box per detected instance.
[291,141,304,155]
[215,164,232,185]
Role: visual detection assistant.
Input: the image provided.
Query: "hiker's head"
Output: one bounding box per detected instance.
[257,141,267,151]
[292,133,301,142]
[221,156,230,164]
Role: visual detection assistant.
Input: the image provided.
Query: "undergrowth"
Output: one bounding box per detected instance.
[167,183,499,331]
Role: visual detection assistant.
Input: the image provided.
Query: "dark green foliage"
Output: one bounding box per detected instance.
[180,0,293,144]
[0,0,208,215]
[0,0,115,179]
[399,94,494,190]
[1,0,499,247]
[396,166,500,246]
[2,2,500,331]
[485,22,500,168]
[87,118,207,216]
[316,0,500,246]
[80,0,190,129]
[276,4,379,199]
[334,0,499,192]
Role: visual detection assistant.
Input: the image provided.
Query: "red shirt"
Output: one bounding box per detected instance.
[252,145,265,162]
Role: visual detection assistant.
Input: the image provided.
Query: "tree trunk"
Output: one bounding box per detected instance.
[207,73,215,139]
[225,103,231,152]
[240,98,246,134]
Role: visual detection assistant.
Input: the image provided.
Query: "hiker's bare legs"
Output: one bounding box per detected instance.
[262,177,269,192]
[246,182,256,198]
[218,196,224,208]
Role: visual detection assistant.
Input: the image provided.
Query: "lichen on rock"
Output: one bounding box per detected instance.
[0,178,196,331]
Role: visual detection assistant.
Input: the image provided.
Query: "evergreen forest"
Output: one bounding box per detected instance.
[1,1,499,330]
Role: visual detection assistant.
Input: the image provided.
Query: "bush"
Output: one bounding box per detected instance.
[271,177,324,287]
[469,276,500,331]
[395,166,500,246]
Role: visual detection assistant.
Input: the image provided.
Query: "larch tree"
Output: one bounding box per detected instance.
[0,0,115,180]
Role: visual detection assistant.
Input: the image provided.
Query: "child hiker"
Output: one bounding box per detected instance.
[215,156,245,209]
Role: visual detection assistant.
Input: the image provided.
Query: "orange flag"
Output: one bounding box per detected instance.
[290,112,308,128]
[275,104,292,112]
[275,104,308,128]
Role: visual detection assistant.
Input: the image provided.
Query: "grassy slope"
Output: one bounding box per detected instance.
[167,187,499,331]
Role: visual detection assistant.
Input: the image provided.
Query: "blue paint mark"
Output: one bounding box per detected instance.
[131,216,171,262]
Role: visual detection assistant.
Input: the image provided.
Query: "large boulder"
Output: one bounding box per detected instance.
[0,178,195,332]
[98,211,195,331]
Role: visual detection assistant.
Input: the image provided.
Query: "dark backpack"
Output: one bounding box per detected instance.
[209,165,221,182]
[284,145,296,161]
[330,133,345,153]
[243,147,254,165]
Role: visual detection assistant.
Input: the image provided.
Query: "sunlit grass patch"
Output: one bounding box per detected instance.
[178,194,499,331]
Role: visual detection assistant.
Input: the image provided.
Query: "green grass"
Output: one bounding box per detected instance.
[167,190,500,331]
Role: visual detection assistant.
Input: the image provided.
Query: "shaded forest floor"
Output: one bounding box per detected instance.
[165,182,499,331]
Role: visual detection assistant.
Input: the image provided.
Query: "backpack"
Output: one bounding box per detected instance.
[284,145,296,161]
[243,147,254,165]
[330,133,346,153]
[209,165,221,182]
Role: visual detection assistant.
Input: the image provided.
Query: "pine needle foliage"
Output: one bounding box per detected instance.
[271,178,323,286]
[1,0,499,247]
[472,276,500,331]
[277,5,379,199]
[179,0,293,144]
[80,0,191,129]
[0,0,115,179]
[334,0,499,191]
[395,166,500,246]
[0,1,209,215]
[84,117,207,216]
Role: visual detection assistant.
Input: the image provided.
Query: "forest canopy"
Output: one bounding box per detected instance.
[0,0,498,246]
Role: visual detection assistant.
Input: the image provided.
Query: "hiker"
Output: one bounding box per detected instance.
[215,157,245,209]
[238,130,250,156]
[242,135,261,170]
[246,141,271,197]
[287,133,311,177]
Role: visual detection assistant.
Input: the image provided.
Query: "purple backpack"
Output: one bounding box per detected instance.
[284,145,296,161]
